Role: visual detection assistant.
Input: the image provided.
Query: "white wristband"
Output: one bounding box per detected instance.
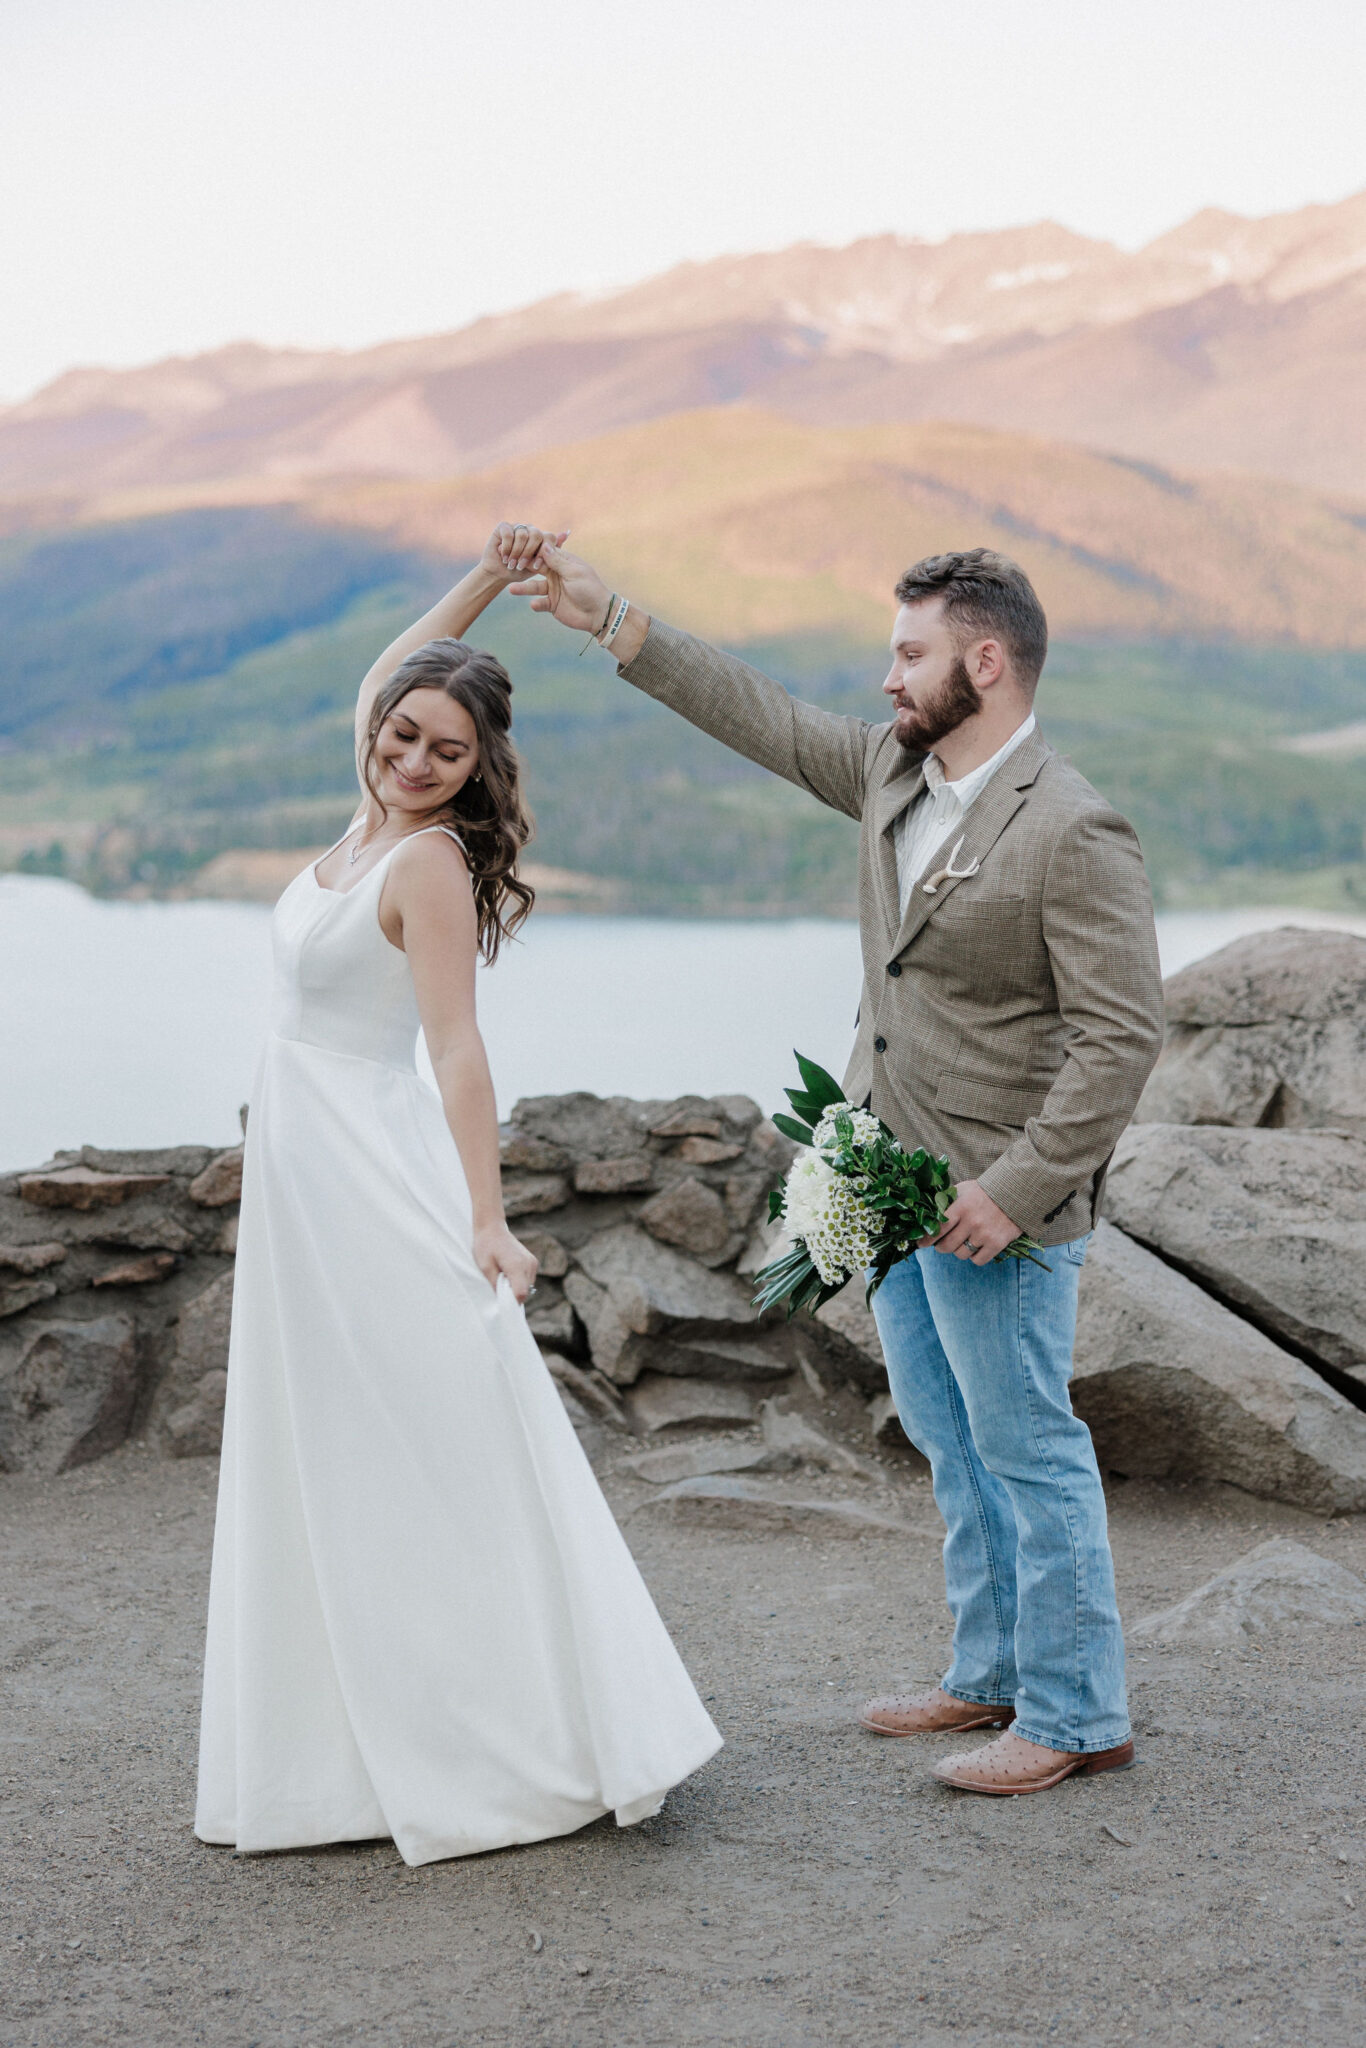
[599,595,631,649]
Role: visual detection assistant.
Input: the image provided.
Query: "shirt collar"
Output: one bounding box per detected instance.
[923,712,1037,807]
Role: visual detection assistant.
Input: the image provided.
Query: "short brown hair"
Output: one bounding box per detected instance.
[895,549,1048,691]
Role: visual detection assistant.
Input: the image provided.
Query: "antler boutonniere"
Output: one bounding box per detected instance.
[922,835,981,895]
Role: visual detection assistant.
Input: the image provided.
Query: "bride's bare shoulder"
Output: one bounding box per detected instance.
[390,827,473,892]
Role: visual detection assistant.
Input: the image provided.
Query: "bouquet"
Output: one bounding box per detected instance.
[752,1052,1048,1319]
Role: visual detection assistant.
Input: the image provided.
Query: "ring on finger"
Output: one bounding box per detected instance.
[962,1239,979,1254]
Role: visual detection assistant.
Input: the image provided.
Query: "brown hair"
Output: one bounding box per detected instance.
[359,638,534,962]
[895,548,1048,692]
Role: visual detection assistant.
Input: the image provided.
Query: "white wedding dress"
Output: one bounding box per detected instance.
[194,826,721,1865]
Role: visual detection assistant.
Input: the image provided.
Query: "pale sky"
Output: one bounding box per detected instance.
[2,0,1364,401]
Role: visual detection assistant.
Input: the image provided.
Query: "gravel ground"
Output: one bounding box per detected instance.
[3,1442,1365,2047]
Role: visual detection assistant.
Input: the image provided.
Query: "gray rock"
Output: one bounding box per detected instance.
[0,1278,59,1319]
[0,1241,67,1274]
[154,1271,235,1450]
[635,1476,918,1538]
[78,1144,214,1177]
[758,1397,876,1477]
[576,1223,759,1331]
[638,1177,733,1261]
[165,1370,229,1458]
[1136,927,1366,1136]
[1129,1537,1366,1643]
[1106,1123,1366,1376]
[623,1436,769,1485]
[92,1251,179,1287]
[616,1332,795,1384]
[623,1374,757,1435]
[648,1107,725,1140]
[187,1148,244,1207]
[574,1156,656,1196]
[1072,1221,1366,1514]
[498,1128,571,1173]
[813,1282,889,1394]
[868,1392,909,1446]
[0,1314,139,1474]
[519,1230,569,1279]
[502,1173,571,1218]
[541,1353,628,1429]
[19,1166,171,1211]
[560,1271,635,1381]
[526,1288,577,1351]
[672,1136,744,1166]
[75,1211,195,1253]
[511,1092,650,1161]
[723,1171,772,1233]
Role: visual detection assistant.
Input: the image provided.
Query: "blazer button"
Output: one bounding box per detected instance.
[886,961,902,978]
[874,1036,887,1053]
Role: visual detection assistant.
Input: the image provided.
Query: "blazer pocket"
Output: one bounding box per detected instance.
[936,1074,1048,1125]
[938,891,1027,920]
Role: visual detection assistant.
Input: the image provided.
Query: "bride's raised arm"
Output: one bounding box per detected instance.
[352,522,564,762]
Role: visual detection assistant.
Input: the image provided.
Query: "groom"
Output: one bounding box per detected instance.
[512,539,1164,1795]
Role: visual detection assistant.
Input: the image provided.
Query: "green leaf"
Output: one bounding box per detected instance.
[767,1188,785,1223]
[772,1113,815,1147]
[793,1052,846,1110]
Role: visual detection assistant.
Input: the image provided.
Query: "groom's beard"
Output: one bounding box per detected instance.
[893,656,984,752]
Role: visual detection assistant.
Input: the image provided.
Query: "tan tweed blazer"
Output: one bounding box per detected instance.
[622,621,1165,1246]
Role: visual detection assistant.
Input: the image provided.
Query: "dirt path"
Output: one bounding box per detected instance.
[3,1446,1365,2047]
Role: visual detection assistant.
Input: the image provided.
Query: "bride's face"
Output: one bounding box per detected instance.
[375,688,479,814]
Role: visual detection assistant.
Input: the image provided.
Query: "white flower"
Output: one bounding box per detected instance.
[812,1102,883,1156]
[782,1148,876,1287]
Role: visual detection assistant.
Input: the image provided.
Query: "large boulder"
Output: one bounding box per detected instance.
[1135,927,1366,1135]
[1071,1222,1366,1514]
[1129,1537,1366,1643]
[0,1314,139,1474]
[1105,1123,1366,1379]
[565,1223,779,1384]
[155,1270,235,1455]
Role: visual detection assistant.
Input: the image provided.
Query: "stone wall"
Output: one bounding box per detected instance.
[6,928,1366,1513]
[0,1095,889,1479]
[0,1145,240,1474]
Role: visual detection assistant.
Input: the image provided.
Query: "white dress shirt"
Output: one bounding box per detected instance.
[894,714,1037,916]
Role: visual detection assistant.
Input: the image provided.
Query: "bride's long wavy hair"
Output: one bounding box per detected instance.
[358,639,534,963]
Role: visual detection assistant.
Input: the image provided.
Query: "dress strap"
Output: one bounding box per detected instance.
[413,824,468,856]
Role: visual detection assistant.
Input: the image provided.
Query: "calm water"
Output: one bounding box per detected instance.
[5,874,1366,1170]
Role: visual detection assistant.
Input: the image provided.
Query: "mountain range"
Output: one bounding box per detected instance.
[3,189,1364,509]
[5,190,1366,914]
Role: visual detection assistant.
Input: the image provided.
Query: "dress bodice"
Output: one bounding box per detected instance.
[269,836,443,1071]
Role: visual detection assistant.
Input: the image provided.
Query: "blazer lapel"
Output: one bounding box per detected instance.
[871,750,926,938]
[887,730,1052,960]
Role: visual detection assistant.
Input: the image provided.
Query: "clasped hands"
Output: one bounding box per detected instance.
[481,522,634,642]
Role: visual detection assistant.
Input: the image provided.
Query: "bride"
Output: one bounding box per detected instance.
[194,523,722,1866]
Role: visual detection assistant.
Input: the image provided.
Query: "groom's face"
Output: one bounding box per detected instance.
[883,599,984,752]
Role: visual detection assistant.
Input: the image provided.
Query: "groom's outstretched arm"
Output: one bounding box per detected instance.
[511,545,872,822]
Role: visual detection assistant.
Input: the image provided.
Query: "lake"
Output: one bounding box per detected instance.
[5,874,1366,1170]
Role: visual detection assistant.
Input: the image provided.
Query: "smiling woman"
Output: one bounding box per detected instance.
[193,517,723,1869]
[353,643,534,964]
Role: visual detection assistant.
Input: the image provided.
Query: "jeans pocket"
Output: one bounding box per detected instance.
[1062,1233,1092,1266]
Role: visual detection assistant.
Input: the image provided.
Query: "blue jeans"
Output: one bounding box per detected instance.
[871,1238,1128,1754]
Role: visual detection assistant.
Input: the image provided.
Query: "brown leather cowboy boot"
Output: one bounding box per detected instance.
[933,1728,1135,1794]
[859,1686,1016,1736]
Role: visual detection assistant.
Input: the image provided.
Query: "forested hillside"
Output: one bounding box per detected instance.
[3,482,1365,912]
